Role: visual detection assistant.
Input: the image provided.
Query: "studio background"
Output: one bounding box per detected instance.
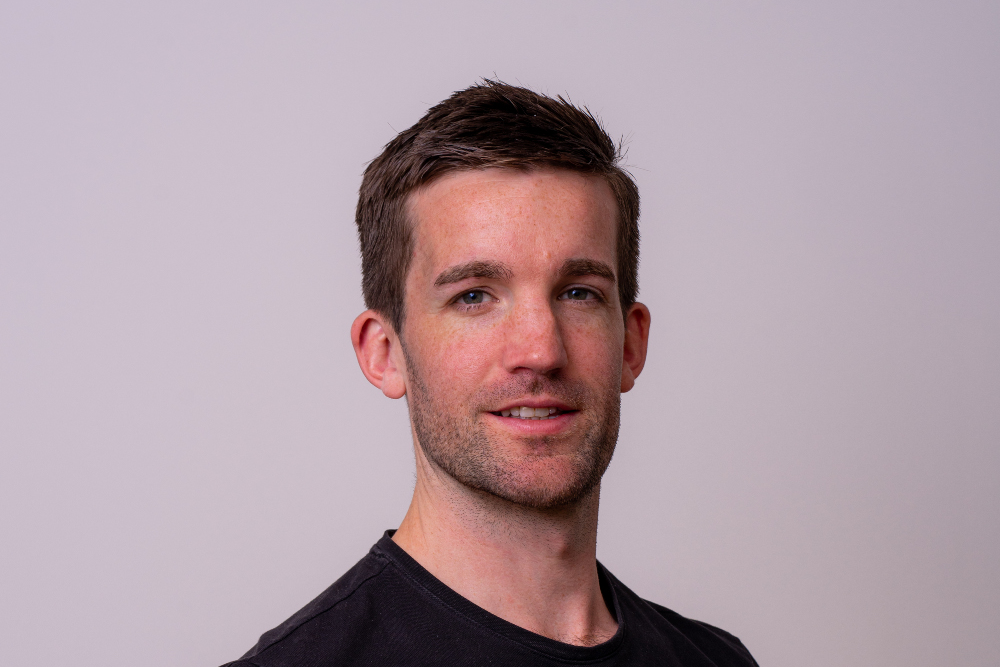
[2,2,997,666]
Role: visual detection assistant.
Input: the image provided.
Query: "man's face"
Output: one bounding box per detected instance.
[399,168,635,509]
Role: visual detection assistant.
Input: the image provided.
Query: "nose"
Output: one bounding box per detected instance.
[501,294,568,376]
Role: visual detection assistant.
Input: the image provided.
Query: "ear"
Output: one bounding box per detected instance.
[620,302,651,393]
[351,309,407,399]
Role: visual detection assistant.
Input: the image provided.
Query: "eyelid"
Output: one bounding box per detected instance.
[559,285,604,301]
[451,288,497,305]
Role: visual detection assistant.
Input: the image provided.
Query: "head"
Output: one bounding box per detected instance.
[356,80,640,334]
[352,82,650,510]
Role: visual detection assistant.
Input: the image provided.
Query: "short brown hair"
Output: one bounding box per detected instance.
[356,80,639,333]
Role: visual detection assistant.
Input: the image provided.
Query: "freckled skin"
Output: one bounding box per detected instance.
[401,169,627,507]
[351,167,650,646]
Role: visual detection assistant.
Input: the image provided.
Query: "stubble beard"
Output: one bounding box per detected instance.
[402,344,621,511]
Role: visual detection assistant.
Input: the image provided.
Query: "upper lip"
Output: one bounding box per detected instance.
[491,398,576,412]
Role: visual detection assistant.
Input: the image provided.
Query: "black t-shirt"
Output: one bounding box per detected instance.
[222,532,758,666]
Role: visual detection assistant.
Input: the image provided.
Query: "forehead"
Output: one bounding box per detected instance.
[406,168,618,273]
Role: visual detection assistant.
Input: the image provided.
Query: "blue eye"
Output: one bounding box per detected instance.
[459,291,487,305]
[562,288,594,301]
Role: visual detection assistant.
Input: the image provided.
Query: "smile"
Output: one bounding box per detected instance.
[492,407,568,420]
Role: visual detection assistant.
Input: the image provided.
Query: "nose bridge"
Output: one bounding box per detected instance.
[503,290,567,374]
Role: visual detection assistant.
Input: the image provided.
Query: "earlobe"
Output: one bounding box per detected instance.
[620,303,651,393]
[351,310,407,399]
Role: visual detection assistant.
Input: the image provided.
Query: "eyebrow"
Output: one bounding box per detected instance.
[433,258,615,287]
[434,260,514,287]
[560,258,616,283]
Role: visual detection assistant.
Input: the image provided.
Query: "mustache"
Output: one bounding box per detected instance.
[476,375,590,411]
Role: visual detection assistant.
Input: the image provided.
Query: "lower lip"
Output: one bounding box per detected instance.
[484,411,575,434]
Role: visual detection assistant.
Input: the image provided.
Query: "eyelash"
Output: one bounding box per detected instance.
[451,286,603,311]
[559,287,601,302]
[452,290,495,311]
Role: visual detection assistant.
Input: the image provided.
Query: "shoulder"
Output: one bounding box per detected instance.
[643,599,759,666]
[230,548,393,666]
[602,566,759,667]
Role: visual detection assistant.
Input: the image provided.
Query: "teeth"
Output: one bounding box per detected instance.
[498,406,563,420]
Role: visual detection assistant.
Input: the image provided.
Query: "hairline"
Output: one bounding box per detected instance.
[390,164,628,336]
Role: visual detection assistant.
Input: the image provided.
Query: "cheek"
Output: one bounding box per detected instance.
[577,337,623,376]
[408,319,503,390]
[565,321,626,382]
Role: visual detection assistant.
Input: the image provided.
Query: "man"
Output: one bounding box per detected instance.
[223,81,758,666]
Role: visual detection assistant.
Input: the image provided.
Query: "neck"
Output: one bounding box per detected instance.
[392,444,617,647]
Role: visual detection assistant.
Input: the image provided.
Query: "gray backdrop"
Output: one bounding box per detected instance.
[2,2,997,666]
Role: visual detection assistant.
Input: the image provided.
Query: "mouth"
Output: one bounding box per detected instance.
[489,406,574,421]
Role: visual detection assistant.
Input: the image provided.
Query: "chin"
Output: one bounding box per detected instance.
[486,482,599,511]
[470,458,606,510]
